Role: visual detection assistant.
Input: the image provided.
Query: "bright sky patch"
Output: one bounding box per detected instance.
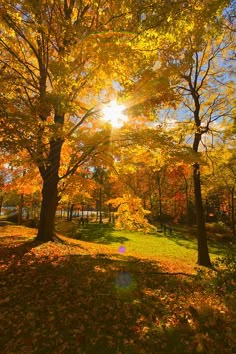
[102,100,128,128]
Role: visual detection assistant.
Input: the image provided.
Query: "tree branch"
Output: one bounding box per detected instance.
[67,106,99,137]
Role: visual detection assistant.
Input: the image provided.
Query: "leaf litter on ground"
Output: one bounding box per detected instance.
[0,224,235,353]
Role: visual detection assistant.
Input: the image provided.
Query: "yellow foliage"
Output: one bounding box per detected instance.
[108,194,156,233]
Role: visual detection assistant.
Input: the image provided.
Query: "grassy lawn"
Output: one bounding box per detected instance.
[0,221,235,353]
[56,220,235,272]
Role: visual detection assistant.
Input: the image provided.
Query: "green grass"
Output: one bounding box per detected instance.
[56,220,235,269]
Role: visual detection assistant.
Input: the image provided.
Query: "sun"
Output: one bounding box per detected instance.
[102,100,128,128]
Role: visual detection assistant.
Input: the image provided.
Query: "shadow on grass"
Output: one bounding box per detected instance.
[58,221,235,258]
[0,234,235,353]
[0,221,15,226]
[163,226,236,257]
[68,223,129,245]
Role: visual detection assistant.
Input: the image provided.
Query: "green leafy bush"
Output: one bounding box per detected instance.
[5,210,18,223]
[195,253,236,293]
[206,221,231,235]
[212,254,236,292]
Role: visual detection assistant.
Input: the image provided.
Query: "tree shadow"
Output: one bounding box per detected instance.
[0,236,235,353]
[0,221,14,226]
[165,228,236,257]
[0,237,46,270]
[69,223,129,245]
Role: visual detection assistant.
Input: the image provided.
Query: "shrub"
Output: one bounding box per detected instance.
[5,211,18,223]
[206,221,231,235]
[23,218,39,228]
[195,253,236,293]
[212,254,236,292]
[108,194,156,233]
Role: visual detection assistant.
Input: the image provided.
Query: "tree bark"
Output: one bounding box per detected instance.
[81,204,84,219]
[37,177,58,242]
[69,203,74,221]
[0,195,3,216]
[36,138,63,242]
[193,162,211,267]
[67,202,70,220]
[99,188,103,224]
[191,103,211,266]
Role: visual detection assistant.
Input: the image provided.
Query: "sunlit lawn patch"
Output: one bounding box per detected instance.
[56,221,234,273]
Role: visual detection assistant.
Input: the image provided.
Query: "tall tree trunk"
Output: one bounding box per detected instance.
[0,195,3,215]
[193,162,211,267]
[191,86,212,267]
[182,54,214,267]
[36,138,63,242]
[67,202,70,220]
[69,203,74,221]
[99,188,103,224]
[26,206,30,220]
[193,131,211,267]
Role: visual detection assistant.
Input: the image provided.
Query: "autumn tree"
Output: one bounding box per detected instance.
[57,165,95,219]
[105,125,197,227]
[175,37,235,266]
[133,4,234,266]
[0,0,147,241]
[0,151,41,222]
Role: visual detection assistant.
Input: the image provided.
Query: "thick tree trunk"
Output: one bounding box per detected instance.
[193,163,211,267]
[37,177,58,242]
[36,138,63,242]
